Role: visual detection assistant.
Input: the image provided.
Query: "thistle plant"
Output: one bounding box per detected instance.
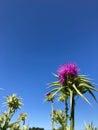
[46,63,98,130]
[85,122,98,130]
[0,94,28,130]
[53,109,69,130]
[45,92,55,130]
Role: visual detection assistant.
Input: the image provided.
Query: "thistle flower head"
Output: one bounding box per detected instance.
[58,63,79,84]
[5,94,22,110]
[45,92,54,101]
[18,113,27,121]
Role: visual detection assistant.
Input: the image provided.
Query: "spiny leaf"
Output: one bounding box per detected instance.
[72,84,90,105]
[48,81,60,88]
[88,89,98,103]
[50,87,60,93]
[79,75,92,80]
[79,83,98,92]
[53,86,65,97]
[52,73,59,78]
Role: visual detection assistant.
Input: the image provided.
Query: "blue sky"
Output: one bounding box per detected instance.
[0,0,98,129]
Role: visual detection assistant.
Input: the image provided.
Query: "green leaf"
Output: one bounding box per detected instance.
[79,75,92,80]
[53,86,65,97]
[88,89,98,103]
[52,73,59,78]
[48,81,60,88]
[79,83,98,92]
[72,84,90,105]
[50,87,60,93]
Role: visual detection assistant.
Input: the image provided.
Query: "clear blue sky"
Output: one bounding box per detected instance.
[0,0,98,130]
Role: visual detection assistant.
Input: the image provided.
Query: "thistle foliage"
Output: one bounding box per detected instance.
[0,94,28,130]
[49,74,98,107]
[85,122,98,130]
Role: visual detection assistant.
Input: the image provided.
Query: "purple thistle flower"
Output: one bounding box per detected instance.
[58,63,79,84]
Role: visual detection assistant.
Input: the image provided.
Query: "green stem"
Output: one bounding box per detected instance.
[51,100,54,130]
[65,100,68,127]
[3,108,15,130]
[23,119,25,125]
[70,96,75,130]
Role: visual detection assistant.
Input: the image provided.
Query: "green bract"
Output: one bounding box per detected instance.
[4,94,22,110]
[18,113,27,121]
[45,93,54,102]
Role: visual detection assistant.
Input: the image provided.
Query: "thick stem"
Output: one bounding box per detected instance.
[51,100,54,130]
[65,100,68,127]
[70,96,75,130]
[3,108,15,130]
[23,119,25,125]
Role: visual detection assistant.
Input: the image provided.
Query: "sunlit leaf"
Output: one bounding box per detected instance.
[79,83,98,92]
[72,84,90,105]
[48,81,60,88]
[53,86,65,97]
